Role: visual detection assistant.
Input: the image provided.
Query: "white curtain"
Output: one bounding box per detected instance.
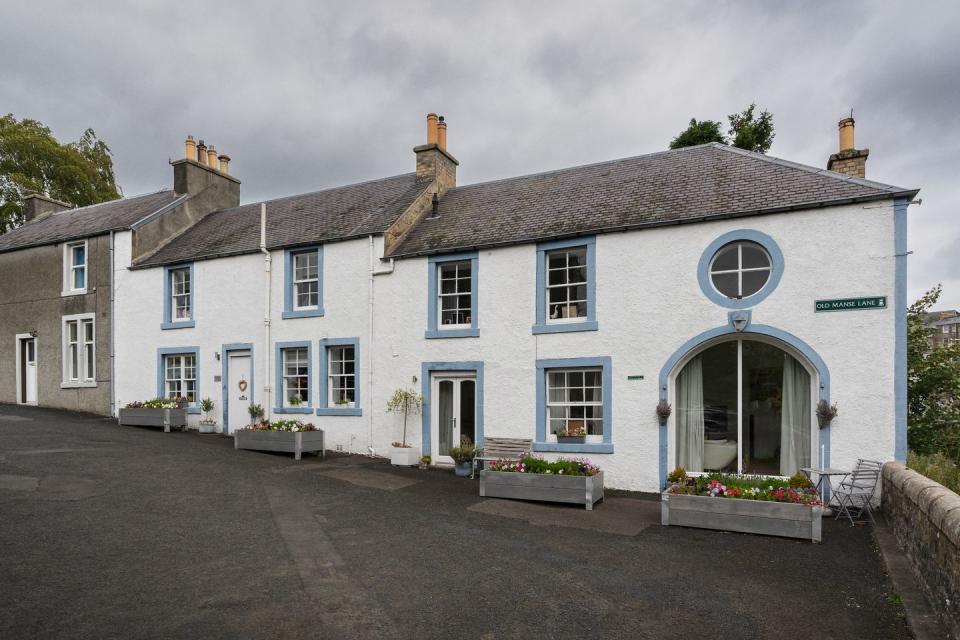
[677,356,705,472]
[780,354,811,476]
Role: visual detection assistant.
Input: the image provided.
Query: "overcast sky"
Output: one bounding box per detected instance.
[2,1,958,307]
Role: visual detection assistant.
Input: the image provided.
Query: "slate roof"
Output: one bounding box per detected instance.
[133,173,427,268]
[0,190,182,254]
[388,143,919,258]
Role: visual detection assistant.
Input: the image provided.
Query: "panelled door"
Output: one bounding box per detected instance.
[431,374,476,464]
[20,337,37,404]
[226,351,252,434]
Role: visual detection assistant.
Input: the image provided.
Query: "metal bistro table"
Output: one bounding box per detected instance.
[800,467,850,514]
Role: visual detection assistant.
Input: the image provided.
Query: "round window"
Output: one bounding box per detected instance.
[709,241,772,299]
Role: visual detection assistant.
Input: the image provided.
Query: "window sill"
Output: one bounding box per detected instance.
[61,290,88,297]
[532,442,613,454]
[532,321,598,335]
[61,381,97,389]
[273,407,313,414]
[424,327,479,339]
[161,320,196,330]
[186,407,201,415]
[282,308,325,319]
[316,407,362,416]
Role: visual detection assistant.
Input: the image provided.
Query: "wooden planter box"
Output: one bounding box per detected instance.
[234,429,325,461]
[118,408,188,433]
[479,470,604,510]
[661,492,823,542]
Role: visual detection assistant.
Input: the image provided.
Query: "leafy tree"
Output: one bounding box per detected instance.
[668,103,775,154]
[669,118,726,149]
[0,114,121,233]
[908,285,960,460]
[727,103,775,154]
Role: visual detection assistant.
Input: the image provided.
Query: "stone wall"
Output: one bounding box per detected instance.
[882,462,960,638]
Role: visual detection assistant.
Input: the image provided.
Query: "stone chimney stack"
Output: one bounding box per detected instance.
[827,115,869,178]
[22,193,71,224]
[414,112,458,195]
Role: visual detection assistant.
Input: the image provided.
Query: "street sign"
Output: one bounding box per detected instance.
[815,296,887,312]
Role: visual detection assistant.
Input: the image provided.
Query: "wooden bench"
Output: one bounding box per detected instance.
[472,437,533,479]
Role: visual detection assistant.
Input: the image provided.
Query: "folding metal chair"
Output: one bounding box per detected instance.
[833,459,882,525]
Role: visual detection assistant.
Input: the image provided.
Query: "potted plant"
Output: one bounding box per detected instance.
[419,455,432,470]
[449,438,476,477]
[656,399,672,426]
[235,419,325,461]
[198,397,217,433]
[816,400,838,429]
[481,455,604,510]
[556,424,586,444]
[248,403,265,423]
[387,387,422,466]
[118,397,188,433]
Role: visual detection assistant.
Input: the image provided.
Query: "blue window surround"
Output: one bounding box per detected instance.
[657,318,831,489]
[894,198,908,462]
[532,236,598,334]
[282,246,324,319]
[317,337,362,416]
[420,361,485,455]
[425,252,479,339]
[221,343,254,434]
[697,229,784,309]
[534,356,613,454]
[161,263,195,330]
[273,340,313,414]
[156,346,201,414]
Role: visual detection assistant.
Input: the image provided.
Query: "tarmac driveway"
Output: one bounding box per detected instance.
[0,405,910,639]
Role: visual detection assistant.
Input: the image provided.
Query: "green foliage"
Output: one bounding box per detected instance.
[669,118,725,149]
[788,471,814,489]
[667,467,688,484]
[200,397,215,413]
[448,445,476,464]
[0,114,121,232]
[386,387,423,447]
[489,455,600,476]
[668,103,775,154]
[908,450,960,494]
[248,403,265,421]
[727,103,775,154]
[907,286,960,459]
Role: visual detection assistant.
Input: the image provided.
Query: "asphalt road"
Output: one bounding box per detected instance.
[0,405,910,639]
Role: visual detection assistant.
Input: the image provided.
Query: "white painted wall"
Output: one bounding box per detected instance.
[114,200,898,492]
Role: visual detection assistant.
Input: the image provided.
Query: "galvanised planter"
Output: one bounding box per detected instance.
[234,429,325,461]
[479,470,604,510]
[118,408,188,433]
[661,492,823,543]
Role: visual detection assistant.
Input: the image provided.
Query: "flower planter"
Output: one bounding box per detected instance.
[556,435,585,444]
[198,422,217,434]
[661,492,823,543]
[390,446,420,466]
[234,429,325,461]
[479,470,604,510]
[118,408,188,433]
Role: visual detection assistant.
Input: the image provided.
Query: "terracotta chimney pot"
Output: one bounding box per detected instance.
[437,116,447,150]
[184,135,196,162]
[207,146,218,168]
[426,113,439,146]
[839,117,855,151]
[196,140,208,165]
[218,154,230,174]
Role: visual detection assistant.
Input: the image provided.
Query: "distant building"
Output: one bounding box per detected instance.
[924,310,960,348]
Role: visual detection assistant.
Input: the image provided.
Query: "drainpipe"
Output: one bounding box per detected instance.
[261,203,272,420]
[367,236,376,456]
[109,230,116,416]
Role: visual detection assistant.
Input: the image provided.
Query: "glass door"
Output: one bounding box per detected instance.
[432,375,476,464]
[675,339,813,476]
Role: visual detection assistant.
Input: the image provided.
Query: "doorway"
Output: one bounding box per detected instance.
[225,349,253,434]
[430,374,476,464]
[17,335,38,405]
[673,337,815,476]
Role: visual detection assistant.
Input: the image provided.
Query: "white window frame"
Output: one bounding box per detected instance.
[282,347,310,405]
[61,313,96,388]
[943,326,950,334]
[545,247,589,324]
[544,367,604,443]
[327,345,356,408]
[709,241,772,300]
[62,240,88,296]
[170,267,192,322]
[437,260,473,329]
[292,251,319,311]
[164,353,197,406]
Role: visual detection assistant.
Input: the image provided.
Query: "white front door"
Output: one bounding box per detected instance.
[21,338,37,404]
[226,351,252,434]
[431,374,477,464]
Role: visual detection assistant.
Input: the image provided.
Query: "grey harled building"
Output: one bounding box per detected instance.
[0,139,239,414]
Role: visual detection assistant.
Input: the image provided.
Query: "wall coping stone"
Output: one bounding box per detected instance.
[884,462,960,550]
